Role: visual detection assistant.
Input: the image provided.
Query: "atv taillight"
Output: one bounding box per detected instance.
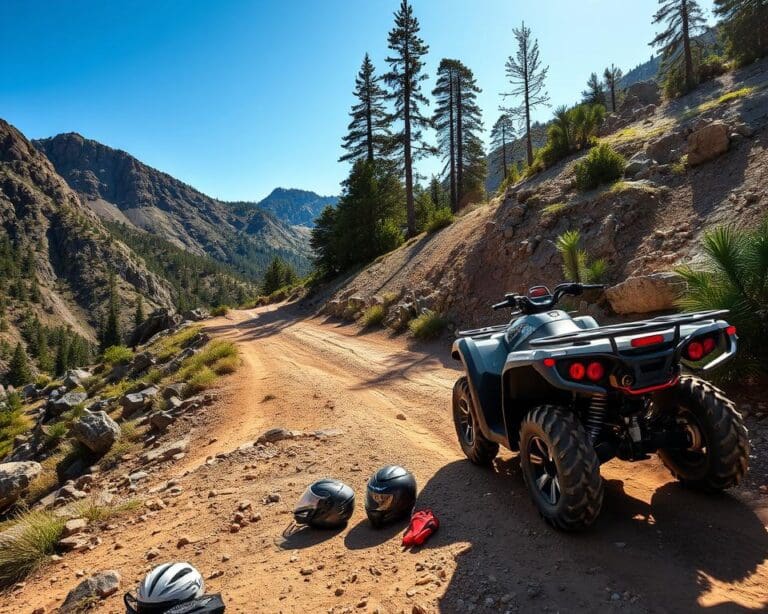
[727,325,737,336]
[702,337,716,355]
[568,362,586,380]
[586,361,604,382]
[543,358,556,368]
[631,334,665,348]
[686,341,704,361]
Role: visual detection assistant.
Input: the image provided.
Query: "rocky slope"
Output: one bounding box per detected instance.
[34,134,311,277]
[319,58,768,331]
[230,187,338,228]
[0,119,173,341]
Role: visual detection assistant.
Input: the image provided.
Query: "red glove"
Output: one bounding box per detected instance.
[402,509,439,547]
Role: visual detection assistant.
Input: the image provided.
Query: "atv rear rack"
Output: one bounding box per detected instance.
[529,309,729,352]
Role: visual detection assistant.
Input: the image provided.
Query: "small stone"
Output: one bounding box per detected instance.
[177,536,192,548]
[238,500,253,511]
[335,587,345,597]
[484,596,495,607]
[208,570,224,580]
[250,512,262,522]
[396,413,407,420]
[62,518,88,538]
[229,524,241,533]
[266,493,281,503]
[614,542,627,549]
[300,567,314,576]
[611,592,621,601]
[357,598,368,608]
[146,548,161,560]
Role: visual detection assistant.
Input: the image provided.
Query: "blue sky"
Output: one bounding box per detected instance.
[0,0,715,201]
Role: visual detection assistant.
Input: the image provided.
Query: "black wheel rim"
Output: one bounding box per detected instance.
[528,436,561,505]
[458,398,475,446]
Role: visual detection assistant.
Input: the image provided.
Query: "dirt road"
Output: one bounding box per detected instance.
[5,304,768,613]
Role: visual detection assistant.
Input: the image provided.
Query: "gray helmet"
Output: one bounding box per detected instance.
[365,465,416,528]
[294,478,355,529]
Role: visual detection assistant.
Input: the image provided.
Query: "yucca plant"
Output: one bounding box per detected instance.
[677,220,768,379]
[555,230,608,283]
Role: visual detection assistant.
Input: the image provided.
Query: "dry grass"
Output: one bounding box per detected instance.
[148,326,202,362]
[683,86,756,119]
[361,305,386,328]
[186,367,217,393]
[212,356,239,375]
[408,311,447,340]
[70,497,141,523]
[541,202,567,217]
[0,510,66,588]
[601,124,666,146]
[177,340,237,382]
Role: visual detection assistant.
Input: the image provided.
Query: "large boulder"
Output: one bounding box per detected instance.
[606,273,687,315]
[69,411,121,454]
[687,121,730,166]
[623,81,661,107]
[63,369,92,390]
[624,152,653,178]
[120,386,159,417]
[0,461,42,510]
[183,308,210,322]
[49,391,88,418]
[129,308,182,347]
[646,132,686,164]
[140,438,189,464]
[60,571,121,612]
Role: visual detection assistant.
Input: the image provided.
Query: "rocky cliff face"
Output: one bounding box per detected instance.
[241,187,338,228]
[34,134,310,276]
[0,120,174,338]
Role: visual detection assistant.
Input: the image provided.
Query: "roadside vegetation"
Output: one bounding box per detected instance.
[556,230,607,283]
[0,510,66,588]
[408,311,447,340]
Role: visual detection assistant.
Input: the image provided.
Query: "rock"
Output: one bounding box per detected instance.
[149,411,175,431]
[57,536,89,551]
[22,383,40,400]
[120,386,160,417]
[688,121,730,165]
[162,383,188,400]
[347,295,366,314]
[606,273,687,315]
[59,571,121,612]
[140,438,189,464]
[623,80,661,107]
[129,308,182,346]
[63,369,92,390]
[129,352,156,376]
[50,391,88,417]
[146,548,161,560]
[624,151,653,178]
[0,461,42,509]
[62,518,88,537]
[646,132,685,164]
[183,308,210,321]
[69,411,121,454]
[256,427,297,445]
[54,484,88,505]
[177,536,192,548]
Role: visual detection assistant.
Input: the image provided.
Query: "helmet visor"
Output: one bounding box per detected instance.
[366,490,394,511]
[294,487,325,519]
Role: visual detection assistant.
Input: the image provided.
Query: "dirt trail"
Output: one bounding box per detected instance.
[5,304,768,614]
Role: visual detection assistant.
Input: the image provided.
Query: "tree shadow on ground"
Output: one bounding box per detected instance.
[417,459,768,613]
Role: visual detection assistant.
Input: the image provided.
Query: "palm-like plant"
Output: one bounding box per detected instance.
[556,230,607,284]
[677,220,768,378]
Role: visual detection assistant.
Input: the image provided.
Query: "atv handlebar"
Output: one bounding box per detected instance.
[492,283,606,314]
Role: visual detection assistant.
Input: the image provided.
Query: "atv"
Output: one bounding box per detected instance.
[451,282,749,530]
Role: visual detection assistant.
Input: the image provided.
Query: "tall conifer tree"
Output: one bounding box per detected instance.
[490,114,516,180]
[650,0,705,89]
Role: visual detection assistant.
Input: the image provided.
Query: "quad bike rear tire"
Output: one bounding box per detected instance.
[658,375,749,491]
[452,377,499,466]
[519,405,603,531]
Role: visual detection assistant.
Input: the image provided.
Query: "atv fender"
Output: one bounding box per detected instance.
[452,336,509,446]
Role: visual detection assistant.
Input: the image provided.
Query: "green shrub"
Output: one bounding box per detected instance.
[102,345,134,365]
[698,54,728,82]
[426,208,454,233]
[409,311,447,340]
[556,230,608,283]
[212,356,239,375]
[677,219,768,379]
[210,305,230,317]
[71,497,140,523]
[148,326,202,362]
[187,366,217,393]
[0,403,29,459]
[0,510,66,588]
[574,144,625,191]
[361,305,386,328]
[44,420,69,445]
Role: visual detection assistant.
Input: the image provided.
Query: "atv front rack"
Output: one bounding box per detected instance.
[529,309,729,352]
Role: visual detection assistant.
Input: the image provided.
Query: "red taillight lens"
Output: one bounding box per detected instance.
[631,334,665,348]
[586,362,605,381]
[543,358,556,368]
[569,362,586,380]
[702,337,716,355]
[727,325,737,336]
[686,341,704,361]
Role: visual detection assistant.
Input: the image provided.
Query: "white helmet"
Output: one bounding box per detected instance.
[137,562,204,607]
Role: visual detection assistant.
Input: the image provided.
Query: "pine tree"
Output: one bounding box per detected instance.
[490,114,517,180]
[582,72,606,106]
[8,342,32,386]
[134,296,145,327]
[650,0,705,90]
[311,205,340,276]
[55,337,70,375]
[502,22,550,166]
[714,0,768,64]
[384,0,431,237]
[101,272,122,350]
[261,257,298,295]
[340,54,390,163]
[603,64,624,112]
[432,59,485,211]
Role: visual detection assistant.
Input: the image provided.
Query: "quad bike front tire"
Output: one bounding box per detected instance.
[452,377,499,466]
[519,405,603,531]
[658,375,749,491]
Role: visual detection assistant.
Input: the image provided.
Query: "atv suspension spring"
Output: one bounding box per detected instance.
[585,394,608,444]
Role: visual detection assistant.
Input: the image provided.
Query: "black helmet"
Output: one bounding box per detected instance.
[365,465,416,528]
[293,479,355,529]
